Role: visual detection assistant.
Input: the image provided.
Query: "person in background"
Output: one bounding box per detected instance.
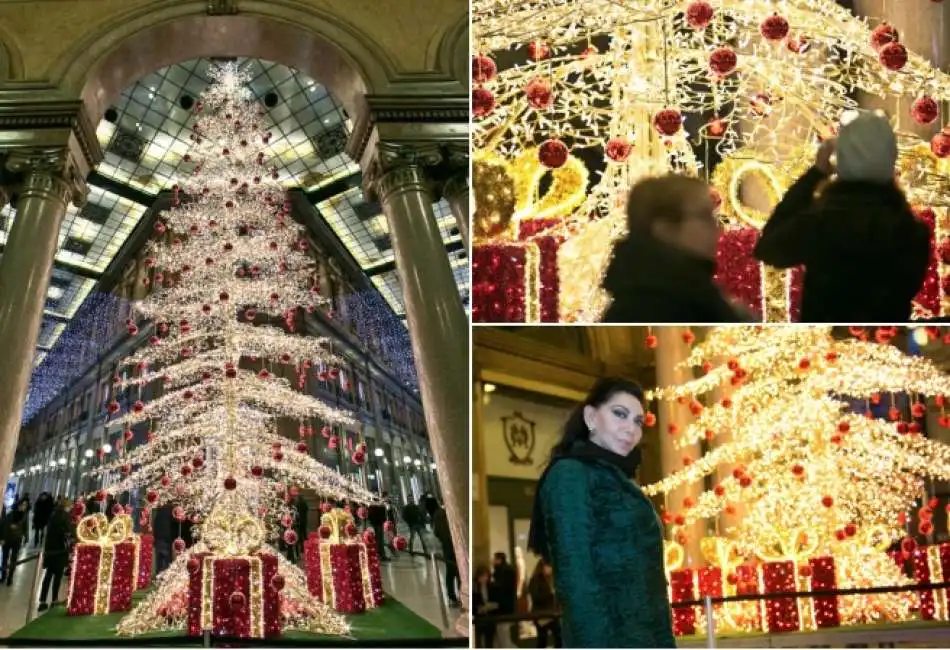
[367,494,390,562]
[491,552,518,647]
[473,564,499,648]
[37,499,71,611]
[433,505,460,607]
[528,558,562,648]
[293,492,308,563]
[32,492,54,547]
[423,493,439,527]
[17,494,31,547]
[153,502,174,574]
[755,110,930,322]
[602,175,746,323]
[402,498,429,556]
[528,377,675,647]
[0,500,28,586]
[104,494,117,521]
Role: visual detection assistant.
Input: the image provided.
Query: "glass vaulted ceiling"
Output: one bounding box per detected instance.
[10,58,468,364]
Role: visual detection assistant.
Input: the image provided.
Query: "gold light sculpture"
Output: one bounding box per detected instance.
[644,326,950,625]
[473,0,950,321]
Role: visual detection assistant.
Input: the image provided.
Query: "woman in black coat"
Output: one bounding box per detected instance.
[38,503,71,610]
[32,492,54,547]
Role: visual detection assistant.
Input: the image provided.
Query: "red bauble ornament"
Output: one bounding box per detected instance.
[271,574,286,592]
[653,109,683,136]
[123,429,134,442]
[219,291,229,302]
[224,477,237,490]
[897,422,909,434]
[344,523,358,538]
[879,42,908,71]
[383,520,394,532]
[707,118,727,137]
[912,402,926,418]
[845,523,858,537]
[229,591,246,611]
[472,55,497,83]
[72,502,86,517]
[685,1,715,29]
[528,40,550,60]
[352,450,366,465]
[919,520,935,535]
[605,137,633,162]
[133,400,145,413]
[798,565,813,578]
[472,88,496,118]
[760,13,790,41]
[932,129,950,158]
[283,529,298,545]
[362,529,375,544]
[791,464,805,477]
[837,422,850,433]
[928,497,939,509]
[870,23,900,51]
[328,435,339,449]
[709,47,738,75]
[160,475,171,487]
[393,535,408,552]
[296,442,308,454]
[912,97,940,125]
[644,412,656,427]
[320,502,333,514]
[180,464,192,477]
[524,77,553,110]
[273,451,284,462]
[645,334,658,348]
[250,465,263,477]
[187,557,200,573]
[173,537,186,553]
[821,495,834,508]
[120,464,131,476]
[319,525,332,539]
[538,139,569,168]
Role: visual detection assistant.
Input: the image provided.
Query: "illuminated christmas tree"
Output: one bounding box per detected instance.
[643,326,950,625]
[472,0,950,322]
[78,64,378,636]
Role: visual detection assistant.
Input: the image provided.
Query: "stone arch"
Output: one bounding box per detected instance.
[437,9,469,89]
[48,0,404,126]
[0,23,24,82]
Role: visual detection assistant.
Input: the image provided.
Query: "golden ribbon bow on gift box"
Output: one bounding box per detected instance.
[753,525,819,564]
[202,505,266,556]
[321,508,355,545]
[701,536,744,574]
[473,148,589,242]
[664,539,685,572]
[77,513,133,545]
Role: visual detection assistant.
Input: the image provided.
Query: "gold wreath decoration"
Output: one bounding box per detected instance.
[76,513,133,545]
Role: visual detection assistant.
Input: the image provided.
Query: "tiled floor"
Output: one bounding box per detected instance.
[0,528,463,640]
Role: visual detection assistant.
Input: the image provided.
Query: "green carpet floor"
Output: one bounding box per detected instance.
[10,592,441,642]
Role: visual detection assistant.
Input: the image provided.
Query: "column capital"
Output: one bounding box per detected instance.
[442,173,469,202]
[5,146,89,208]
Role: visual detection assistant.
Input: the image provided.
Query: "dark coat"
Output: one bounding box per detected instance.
[537,458,675,648]
[755,167,931,322]
[491,562,518,615]
[402,503,423,527]
[294,497,309,538]
[1,510,25,546]
[152,504,174,544]
[367,504,388,528]
[602,235,746,323]
[528,573,558,612]
[33,494,54,529]
[42,506,71,571]
[433,507,455,563]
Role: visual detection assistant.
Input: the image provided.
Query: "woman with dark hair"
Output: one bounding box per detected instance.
[527,558,561,648]
[528,377,675,648]
[473,564,498,647]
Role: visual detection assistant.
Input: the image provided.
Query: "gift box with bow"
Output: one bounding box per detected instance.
[136,533,154,590]
[304,508,383,614]
[912,541,950,621]
[66,514,138,615]
[472,149,588,323]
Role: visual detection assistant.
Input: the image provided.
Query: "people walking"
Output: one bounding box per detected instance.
[153,502,174,574]
[402,498,429,556]
[491,552,518,647]
[367,495,390,562]
[1,500,28,586]
[433,505,460,607]
[755,110,930,322]
[474,565,499,648]
[528,558,561,648]
[32,492,54,547]
[38,499,71,611]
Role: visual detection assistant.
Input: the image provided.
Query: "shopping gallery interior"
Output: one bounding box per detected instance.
[0,0,469,644]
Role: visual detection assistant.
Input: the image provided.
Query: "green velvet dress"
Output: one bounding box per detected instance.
[537,457,676,648]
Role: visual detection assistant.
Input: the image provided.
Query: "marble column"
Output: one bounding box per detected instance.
[472,377,491,568]
[0,148,87,494]
[655,327,703,567]
[367,154,470,633]
[443,174,470,248]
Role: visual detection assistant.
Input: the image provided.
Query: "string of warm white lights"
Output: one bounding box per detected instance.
[80,63,377,636]
[472,0,950,321]
[643,326,950,624]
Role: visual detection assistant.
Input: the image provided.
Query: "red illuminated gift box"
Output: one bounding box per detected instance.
[669,568,696,635]
[716,228,804,322]
[66,514,138,616]
[304,509,384,613]
[912,542,950,621]
[136,533,154,590]
[807,556,840,629]
[472,227,561,323]
[760,560,800,633]
[186,552,281,638]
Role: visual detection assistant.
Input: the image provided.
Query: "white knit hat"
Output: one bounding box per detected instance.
[835,109,898,183]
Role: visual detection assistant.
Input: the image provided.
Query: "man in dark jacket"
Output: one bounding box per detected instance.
[38,501,71,610]
[602,175,746,323]
[32,493,54,547]
[433,506,460,607]
[367,494,390,562]
[402,498,429,556]
[755,110,931,322]
[0,501,27,585]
